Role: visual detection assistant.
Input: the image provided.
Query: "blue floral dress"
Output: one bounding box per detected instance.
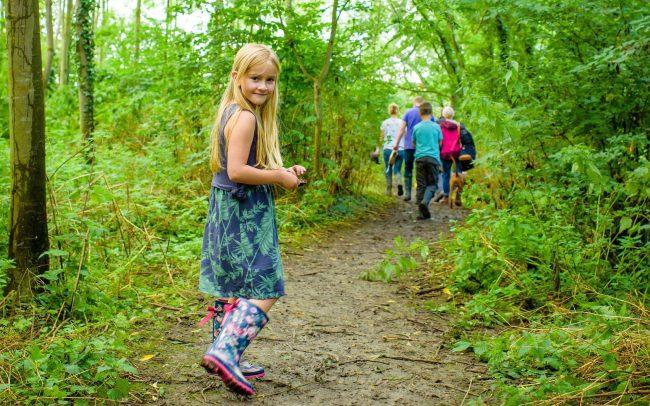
[199,105,285,299]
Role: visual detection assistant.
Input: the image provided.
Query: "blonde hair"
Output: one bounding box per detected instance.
[210,44,283,173]
[413,96,424,105]
[442,106,455,119]
[388,103,399,115]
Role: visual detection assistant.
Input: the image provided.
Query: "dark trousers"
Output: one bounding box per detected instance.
[403,149,415,194]
[416,157,441,206]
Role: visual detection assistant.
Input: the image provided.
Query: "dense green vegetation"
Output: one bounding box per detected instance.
[1,0,648,404]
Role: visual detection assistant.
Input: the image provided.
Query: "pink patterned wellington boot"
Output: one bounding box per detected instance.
[200,300,266,379]
[200,298,269,396]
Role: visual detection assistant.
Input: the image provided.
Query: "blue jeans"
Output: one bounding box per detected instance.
[442,158,462,196]
[383,149,404,185]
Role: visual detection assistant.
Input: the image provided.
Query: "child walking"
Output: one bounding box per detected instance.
[199,43,305,396]
[380,103,405,196]
[412,102,442,220]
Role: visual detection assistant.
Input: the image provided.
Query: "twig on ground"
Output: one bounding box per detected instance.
[440,382,481,398]
[417,286,444,295]
[297,270,321,276]
[461,378,473,405]
[336,357,391,367]
[378,354,449,365]
[152,303,182,311]
[311,327,356,335]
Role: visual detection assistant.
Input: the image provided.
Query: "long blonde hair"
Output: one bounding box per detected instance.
[210,44,283,173]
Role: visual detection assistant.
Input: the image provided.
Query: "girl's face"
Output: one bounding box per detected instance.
[236,60,277,106]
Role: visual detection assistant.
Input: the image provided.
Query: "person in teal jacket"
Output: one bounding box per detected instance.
[412,102,442,220]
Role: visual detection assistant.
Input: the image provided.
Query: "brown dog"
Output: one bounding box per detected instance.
[449,159,465,209]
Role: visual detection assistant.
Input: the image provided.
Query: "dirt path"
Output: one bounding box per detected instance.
[132,199,490,405]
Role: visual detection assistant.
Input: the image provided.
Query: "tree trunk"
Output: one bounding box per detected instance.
[56,0,64,45]
[75,0,95,161]
[311,0,338,175]
[91,0,98,31]
[43,0,54,89]
[134,0,141,63]
[59,0,73,85]
[6,0,49,296]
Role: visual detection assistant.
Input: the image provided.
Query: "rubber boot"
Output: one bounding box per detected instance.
[201,298,268,396]
[403,177,412,202]
[200,300,266,379]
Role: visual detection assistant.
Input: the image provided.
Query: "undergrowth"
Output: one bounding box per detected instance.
[437,137,650,403]
[0,82,389,404]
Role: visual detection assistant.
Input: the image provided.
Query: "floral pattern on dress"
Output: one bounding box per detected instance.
[199,185,285,299]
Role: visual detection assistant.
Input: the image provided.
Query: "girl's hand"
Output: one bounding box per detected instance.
[287,165,307,177]
[276,169,300,190]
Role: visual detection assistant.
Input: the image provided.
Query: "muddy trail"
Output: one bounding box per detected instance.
[131,199,492,405]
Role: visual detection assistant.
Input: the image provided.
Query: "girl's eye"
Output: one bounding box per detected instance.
[251,77,259,81]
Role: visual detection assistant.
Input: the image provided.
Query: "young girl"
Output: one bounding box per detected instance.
[380,103,404,196]
[199,44,305,396]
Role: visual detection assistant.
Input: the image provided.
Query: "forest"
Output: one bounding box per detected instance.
[1,0,648,404]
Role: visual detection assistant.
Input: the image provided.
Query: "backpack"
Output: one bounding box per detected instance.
[440,124,462,160]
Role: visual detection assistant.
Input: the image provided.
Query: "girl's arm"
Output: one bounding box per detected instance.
[393,120,406,150]
[227,110,298,189]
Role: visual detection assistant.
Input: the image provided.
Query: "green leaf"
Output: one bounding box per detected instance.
[41,268,63,282]
[619,217,632,233]
[452,341,472,352]
[38,249,69,260]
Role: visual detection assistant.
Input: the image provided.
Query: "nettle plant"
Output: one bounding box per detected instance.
[361,237,430,283]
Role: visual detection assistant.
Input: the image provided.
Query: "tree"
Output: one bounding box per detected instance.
[75,0,95,160]
[281,0,339,175]
[5,0,49,296]
[134,0,141,63]
[59,0,73,85]
[43,0,55,88]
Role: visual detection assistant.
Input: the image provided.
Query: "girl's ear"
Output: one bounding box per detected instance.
[231,70,238,82]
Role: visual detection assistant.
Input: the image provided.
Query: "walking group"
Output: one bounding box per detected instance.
[379,96,476,219]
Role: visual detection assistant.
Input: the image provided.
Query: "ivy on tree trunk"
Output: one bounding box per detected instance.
[75,0,95,162]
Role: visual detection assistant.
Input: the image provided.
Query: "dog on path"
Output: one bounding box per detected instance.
[449,158,465,209]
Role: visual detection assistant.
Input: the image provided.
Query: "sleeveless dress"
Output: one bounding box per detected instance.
[199,104,285,299]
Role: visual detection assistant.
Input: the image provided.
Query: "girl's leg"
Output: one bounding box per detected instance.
[442,159,452,196]
[403,149,415,201]
[248,298,277,314]
[382,149,392,195]
[394,150,404,195]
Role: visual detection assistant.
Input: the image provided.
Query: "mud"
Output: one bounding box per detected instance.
[130,198,492,405]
